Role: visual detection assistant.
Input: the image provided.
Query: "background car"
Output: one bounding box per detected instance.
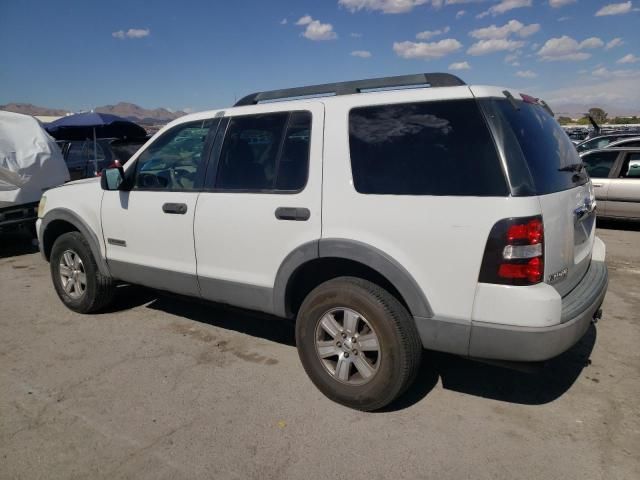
[56,137,148,181]
[581,147,640,220]
[575,133,640,153]
[605,136,640,149]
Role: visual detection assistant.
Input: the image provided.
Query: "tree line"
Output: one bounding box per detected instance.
[557,107,639,125]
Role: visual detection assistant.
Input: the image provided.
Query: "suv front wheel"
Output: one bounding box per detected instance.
[296,277,422,411]
[50,232,115,313]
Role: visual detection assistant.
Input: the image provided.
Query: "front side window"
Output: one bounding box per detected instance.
[349,99,508,196]
[582,151,618,178]
[133,119,213,191]
[215,111,311,192]
[620,153,640,178]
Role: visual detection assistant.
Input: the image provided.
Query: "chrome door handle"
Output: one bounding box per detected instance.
[592,183,603,187]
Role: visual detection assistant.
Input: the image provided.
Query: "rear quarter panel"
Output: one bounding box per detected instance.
[321,90,542,323]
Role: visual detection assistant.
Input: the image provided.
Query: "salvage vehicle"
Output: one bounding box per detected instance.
[37,73,608,410]
[581,147,640,221]
[0,111,69,234]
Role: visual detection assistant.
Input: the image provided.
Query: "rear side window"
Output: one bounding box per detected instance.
[621,153,640,178]
[349,100,508,196]
[582,151,618,178]
[215,111,311,192]
[481,98,588,195]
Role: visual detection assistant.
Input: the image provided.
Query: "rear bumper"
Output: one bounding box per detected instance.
[468,260,608,362]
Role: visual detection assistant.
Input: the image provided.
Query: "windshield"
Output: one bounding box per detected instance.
[481,98,588,196]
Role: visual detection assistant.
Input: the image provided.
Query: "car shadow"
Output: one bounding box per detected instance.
[106,286,596,410]
[597,218,640,232]
[0,231,39,259]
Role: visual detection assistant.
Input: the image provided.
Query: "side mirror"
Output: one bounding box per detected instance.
[101,166,125,191]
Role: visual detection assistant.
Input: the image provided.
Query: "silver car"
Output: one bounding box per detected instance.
[581,147,640,220]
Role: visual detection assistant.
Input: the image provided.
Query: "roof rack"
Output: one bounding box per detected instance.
[234,73,466,107]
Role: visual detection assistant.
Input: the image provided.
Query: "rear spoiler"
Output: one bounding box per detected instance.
[502,91,554,116]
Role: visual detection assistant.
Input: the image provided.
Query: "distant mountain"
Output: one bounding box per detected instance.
[0,102,186,124]
[95,102,186,124]
[0,103,70,117]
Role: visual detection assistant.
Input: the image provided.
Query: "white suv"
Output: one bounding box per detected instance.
[37,73,608,411]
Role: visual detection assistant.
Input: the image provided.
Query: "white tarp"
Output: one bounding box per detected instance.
[0,111,69,208]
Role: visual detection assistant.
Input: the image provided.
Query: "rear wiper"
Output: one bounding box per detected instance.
[558,163,584,172]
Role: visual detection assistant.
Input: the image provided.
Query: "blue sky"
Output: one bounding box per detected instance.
[1,0,639,114]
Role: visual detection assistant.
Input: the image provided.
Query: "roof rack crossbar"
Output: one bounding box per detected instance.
[234,73,466,107]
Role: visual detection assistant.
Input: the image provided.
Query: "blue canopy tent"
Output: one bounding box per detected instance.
[46,112,147,174]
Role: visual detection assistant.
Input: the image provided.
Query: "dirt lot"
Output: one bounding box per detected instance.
[1,222,639,480]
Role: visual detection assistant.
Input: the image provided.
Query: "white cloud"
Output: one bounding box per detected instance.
[595,2,633,16]
[505,53,520,65]
[549,0,576,7]
[592,66,640,78]
[456,10,466,18]
[579,37,604,49]
[557,16,571,21]
[112,28,150,39]
[449,61,471,70]
[469,19,539,40]
[516,70,538,78]
[339,0,429,14]
[477,0,532,18]
[296,15,337,40]
[617,53,639,64]
[537,35,604,61]
[605,38,624,49]
[351,32,363,37]
[280,18,288,25]
[296,15,313,25]
[416,26,450,40]
[542,75,640,109]
[393,38,463,59]
[351,50,372,57]
[467,38,524,55]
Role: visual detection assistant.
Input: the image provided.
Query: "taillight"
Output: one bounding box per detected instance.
[479,215,544,286]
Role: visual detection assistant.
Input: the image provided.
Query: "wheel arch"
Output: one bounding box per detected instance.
[40,208,110,276]
[273,239,433,319]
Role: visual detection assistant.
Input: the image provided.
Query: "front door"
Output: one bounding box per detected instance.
[194,104,323,314]
[101,118,218,296]
[582,150,619,217]
[607,152,640,219]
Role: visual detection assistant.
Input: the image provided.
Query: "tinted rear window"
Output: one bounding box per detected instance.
[348,99,508,196]
[481,98,587,195]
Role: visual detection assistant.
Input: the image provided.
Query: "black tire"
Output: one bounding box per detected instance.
[50,231,115,313]
[296,276,422,411]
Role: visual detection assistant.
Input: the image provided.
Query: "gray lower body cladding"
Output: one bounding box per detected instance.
[415,260,608,362]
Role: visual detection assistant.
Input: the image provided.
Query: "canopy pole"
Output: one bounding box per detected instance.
[93,127,98,175]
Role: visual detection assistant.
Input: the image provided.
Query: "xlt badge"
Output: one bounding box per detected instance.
[548,268,568,284]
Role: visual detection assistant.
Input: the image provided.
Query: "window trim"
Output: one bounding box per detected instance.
[126,118,220,193]
[202,110,313,195]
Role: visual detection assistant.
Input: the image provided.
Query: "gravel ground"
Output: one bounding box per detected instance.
[1,222,639,480]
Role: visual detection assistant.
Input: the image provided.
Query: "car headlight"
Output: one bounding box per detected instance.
[37,195,47,218]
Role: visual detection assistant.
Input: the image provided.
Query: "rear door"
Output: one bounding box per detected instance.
[193,104,323,313]
[581,150,620,217]
[607,152,640,219]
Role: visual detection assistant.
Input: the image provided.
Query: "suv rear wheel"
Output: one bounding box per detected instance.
[296,277,422,411]
[50,232,115,313]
